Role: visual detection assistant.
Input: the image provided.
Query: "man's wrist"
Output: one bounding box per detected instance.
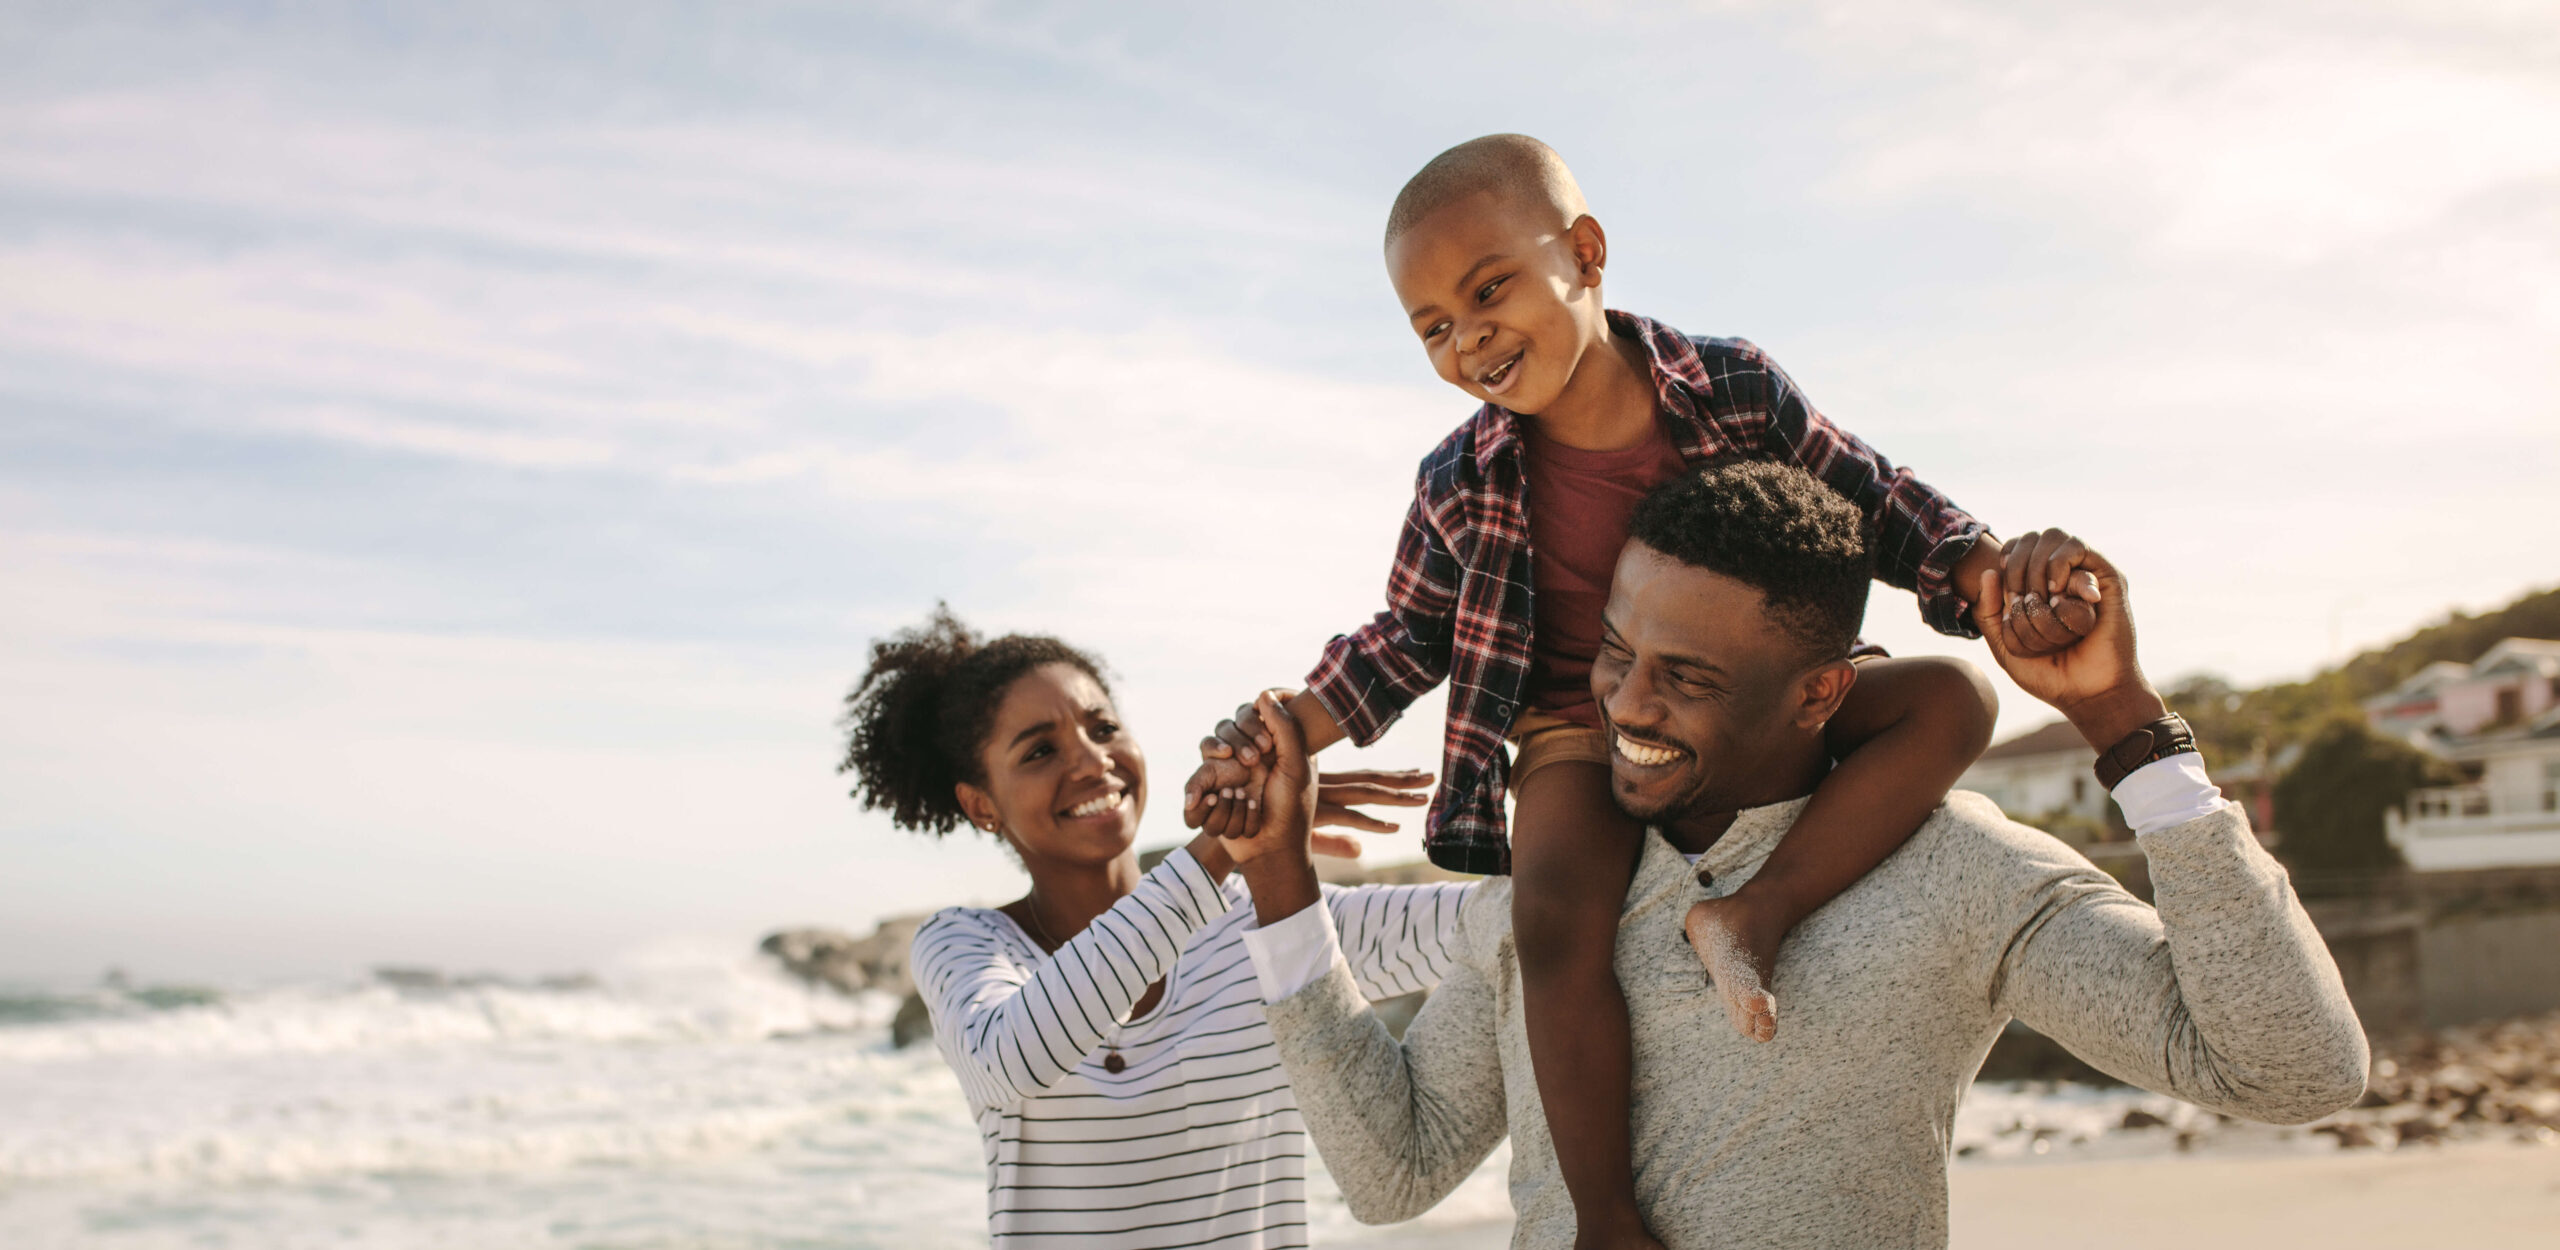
[1240,853,1322,927]
[2058,684,2172,755]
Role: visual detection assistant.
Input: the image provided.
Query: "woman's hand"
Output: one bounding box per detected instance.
[1212,692,1318,867]
[1218,692,1327,925]
[1311,768,1433,860]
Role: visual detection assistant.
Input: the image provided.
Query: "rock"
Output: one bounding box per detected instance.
[760,928,870,994]
[2120,1108,2169,1130]
[893,992,933,1049]
[759,913,934,1000]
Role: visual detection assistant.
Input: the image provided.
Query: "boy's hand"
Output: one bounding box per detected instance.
[1182,690,1293,828]
[1970,547,2166,751]
[1959,529,2099,658]
[1203,694,1285,766]
[1212,693,1319,867]
[2000,527,2100,656]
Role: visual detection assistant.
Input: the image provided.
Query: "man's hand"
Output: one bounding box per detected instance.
[1216,693,1323,915]
[1970,546,2168,753]
[1185,689,1354,820]
[1958,529,2100,659]
[1183,689,1294,829]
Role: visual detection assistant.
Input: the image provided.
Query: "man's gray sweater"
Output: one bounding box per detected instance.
[1262,791,2368,1249]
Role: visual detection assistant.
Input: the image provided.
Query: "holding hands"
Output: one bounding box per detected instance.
[1186,691,1433,862]
[1968,539,2171,754]
[1970,527,2104,658]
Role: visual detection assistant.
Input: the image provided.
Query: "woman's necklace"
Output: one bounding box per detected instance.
[1025,890,1125,1074]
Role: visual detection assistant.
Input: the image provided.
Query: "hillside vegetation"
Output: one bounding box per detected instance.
[2167,584,2560,770]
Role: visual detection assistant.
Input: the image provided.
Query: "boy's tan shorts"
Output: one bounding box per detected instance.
[1506,707,1613,792]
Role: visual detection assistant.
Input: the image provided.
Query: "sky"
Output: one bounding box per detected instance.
[2,0,2554,981]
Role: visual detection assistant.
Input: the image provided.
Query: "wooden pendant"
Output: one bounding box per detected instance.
[1103,1051,1126,1074]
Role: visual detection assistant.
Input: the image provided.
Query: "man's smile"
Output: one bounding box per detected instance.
[1613,731,1687,769]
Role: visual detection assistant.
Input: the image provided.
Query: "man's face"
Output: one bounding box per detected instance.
[1385,190,1605,415]
[1591,543,1851,825]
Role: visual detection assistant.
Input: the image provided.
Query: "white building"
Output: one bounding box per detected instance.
[1959,720,2118,846]
[2381,638,2560,872]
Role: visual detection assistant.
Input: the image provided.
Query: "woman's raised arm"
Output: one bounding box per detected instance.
[908,848,1233,1110]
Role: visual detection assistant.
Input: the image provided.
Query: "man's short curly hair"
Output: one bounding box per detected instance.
[1627,461,1872,664]
[836,604,1111,837]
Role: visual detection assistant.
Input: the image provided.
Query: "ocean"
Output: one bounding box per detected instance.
[0,948,2192,1249]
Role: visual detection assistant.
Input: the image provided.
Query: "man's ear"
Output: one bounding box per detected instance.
[956,781,1001,836]
[1794,658,1858,731]
[1569,214,1608,286]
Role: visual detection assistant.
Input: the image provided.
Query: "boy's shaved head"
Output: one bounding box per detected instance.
[1385,134,1589,249]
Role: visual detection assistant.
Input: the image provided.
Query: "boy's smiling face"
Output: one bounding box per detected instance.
[1386,189,1611,416]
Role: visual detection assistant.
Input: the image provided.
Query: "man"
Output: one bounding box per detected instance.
[1222,462,2367,1249]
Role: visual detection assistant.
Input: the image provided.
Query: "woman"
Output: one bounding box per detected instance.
[840,607,1469,1249]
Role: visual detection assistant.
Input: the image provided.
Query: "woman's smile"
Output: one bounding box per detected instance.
[1061,790,1128,821]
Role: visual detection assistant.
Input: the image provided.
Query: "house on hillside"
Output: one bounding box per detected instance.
[2364,660,2475,741]
[1958,720,2123,847]
[2380,637,2560,871]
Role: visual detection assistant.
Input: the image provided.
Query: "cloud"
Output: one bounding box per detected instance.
[2,0,2551,979]
[1818,1,2560,264]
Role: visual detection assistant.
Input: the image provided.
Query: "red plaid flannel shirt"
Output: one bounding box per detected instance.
[1305,312,1989,875]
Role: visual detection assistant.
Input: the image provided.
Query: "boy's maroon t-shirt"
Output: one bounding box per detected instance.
[1521,415,1693,728]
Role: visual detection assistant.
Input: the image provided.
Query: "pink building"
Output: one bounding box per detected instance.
[2375,638,2560,871]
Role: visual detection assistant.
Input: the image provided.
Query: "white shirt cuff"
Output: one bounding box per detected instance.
[1240,899,1340,1005]
[2111,753,2232,836]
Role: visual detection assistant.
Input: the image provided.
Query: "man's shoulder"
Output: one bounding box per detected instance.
[1903,791,2117,883]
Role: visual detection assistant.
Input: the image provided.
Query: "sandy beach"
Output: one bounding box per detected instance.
[1952,1140,2560,1250]
[1351,1140,2560,1249]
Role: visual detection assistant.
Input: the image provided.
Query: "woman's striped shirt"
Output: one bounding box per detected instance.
[909,848,1469,1249]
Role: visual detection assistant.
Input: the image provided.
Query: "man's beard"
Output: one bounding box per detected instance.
[1608,764,1714,826]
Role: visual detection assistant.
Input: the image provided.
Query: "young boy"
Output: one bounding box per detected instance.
[1186,135,2097,1247]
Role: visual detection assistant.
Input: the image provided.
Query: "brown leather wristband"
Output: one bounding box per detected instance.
[2092,713,2198,791]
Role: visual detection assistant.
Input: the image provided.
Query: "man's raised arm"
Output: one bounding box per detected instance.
[1965,560,2369,1124]
[1219,694,1510,1224]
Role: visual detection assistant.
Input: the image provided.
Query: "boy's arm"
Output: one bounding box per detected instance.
[1738,349,1988,638]
[1746,655,1999,922]
[1735,349,2097,656]
[1305,482,1466,744]
[1184,478,1462,824]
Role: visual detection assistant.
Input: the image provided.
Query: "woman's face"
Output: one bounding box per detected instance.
[964,663,1146,868]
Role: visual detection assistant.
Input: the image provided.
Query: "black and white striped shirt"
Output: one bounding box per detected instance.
[910,848,1469,1248]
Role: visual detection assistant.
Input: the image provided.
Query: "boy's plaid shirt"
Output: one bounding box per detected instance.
[1305,312,1989,875]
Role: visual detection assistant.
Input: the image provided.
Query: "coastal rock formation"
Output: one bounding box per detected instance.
[2312,1010,2560,1147]
[759,914,931,999]
[758,929,871,995]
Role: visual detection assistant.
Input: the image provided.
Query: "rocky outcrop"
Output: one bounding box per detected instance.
[2311,1010,2560,1147]
[759,913,931,999]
